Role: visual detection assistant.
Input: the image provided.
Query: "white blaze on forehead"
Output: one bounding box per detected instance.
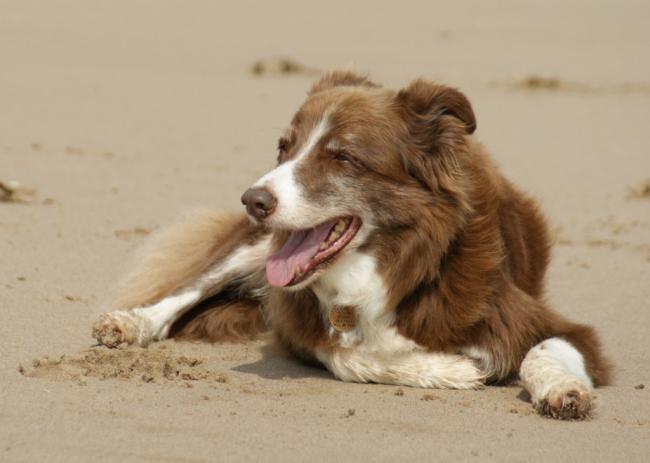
[295,116,331,162]
[252,116,330,226]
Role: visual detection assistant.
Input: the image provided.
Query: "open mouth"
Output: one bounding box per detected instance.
[265,216,362,288]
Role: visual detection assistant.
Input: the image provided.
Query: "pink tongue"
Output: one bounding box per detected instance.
[266,220,337,287]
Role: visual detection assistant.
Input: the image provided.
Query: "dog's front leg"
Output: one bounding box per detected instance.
[93,239,269,347]
[317,348,485,390]
[92,290,204,347]
[519,337,595,420]
[92,212,270,347]
[93,239,270,347]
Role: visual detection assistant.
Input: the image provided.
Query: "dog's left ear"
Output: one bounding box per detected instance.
[396,79,476,135]
[396,80,476,204]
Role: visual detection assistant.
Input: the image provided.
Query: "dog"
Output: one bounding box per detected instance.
[93,70,611,420]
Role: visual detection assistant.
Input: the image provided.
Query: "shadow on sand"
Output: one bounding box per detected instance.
[232,343,333,381]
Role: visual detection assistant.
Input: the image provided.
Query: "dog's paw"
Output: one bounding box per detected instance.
[92,310,151,348]
[533,380,594,420]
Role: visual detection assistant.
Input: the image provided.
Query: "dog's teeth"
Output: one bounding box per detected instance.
[334,221,346,233]
[319,242,327,251]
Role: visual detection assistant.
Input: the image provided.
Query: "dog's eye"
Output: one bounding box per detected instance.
[333,150,351,163]
[277,138,289,153]
[277,138,289,163]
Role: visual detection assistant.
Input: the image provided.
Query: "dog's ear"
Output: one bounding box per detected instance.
[395,80,475,208]
[309,70,380,95]
[396,79,476,135]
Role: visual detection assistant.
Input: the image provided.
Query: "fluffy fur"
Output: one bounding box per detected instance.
[92,71,611,420]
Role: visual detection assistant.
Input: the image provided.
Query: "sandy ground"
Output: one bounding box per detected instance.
[1,1,649,461]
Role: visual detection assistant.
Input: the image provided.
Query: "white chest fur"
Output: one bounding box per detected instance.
[311,251,484,389]
[312,251,420,353]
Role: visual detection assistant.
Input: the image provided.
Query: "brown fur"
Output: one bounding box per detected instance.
[308,70,379,95]
[172,297,268,343]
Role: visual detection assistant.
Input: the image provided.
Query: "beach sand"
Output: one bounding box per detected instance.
[1,1,649,461]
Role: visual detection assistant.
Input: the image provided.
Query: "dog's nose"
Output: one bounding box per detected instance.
[241,187,277,219]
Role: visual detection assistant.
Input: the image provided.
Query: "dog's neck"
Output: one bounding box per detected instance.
[312,250,386,312]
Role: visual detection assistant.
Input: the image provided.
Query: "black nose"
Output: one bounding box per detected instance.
[241,187,277,219]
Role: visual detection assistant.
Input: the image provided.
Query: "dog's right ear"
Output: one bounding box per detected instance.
[309,70,380,95]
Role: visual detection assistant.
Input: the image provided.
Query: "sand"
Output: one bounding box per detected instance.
[1,1,649,461]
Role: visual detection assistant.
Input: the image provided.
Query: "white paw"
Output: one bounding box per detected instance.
[92,310,153,348]
[533,379,594,420]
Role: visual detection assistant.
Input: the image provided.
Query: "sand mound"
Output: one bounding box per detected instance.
[628,179,650,200]
[250,57,320,77]
[19,345,228,385]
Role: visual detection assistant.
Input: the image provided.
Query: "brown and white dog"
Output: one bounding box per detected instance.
[93,71,611,420]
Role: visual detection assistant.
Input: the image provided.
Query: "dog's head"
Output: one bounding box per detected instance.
[241,71,476,289]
